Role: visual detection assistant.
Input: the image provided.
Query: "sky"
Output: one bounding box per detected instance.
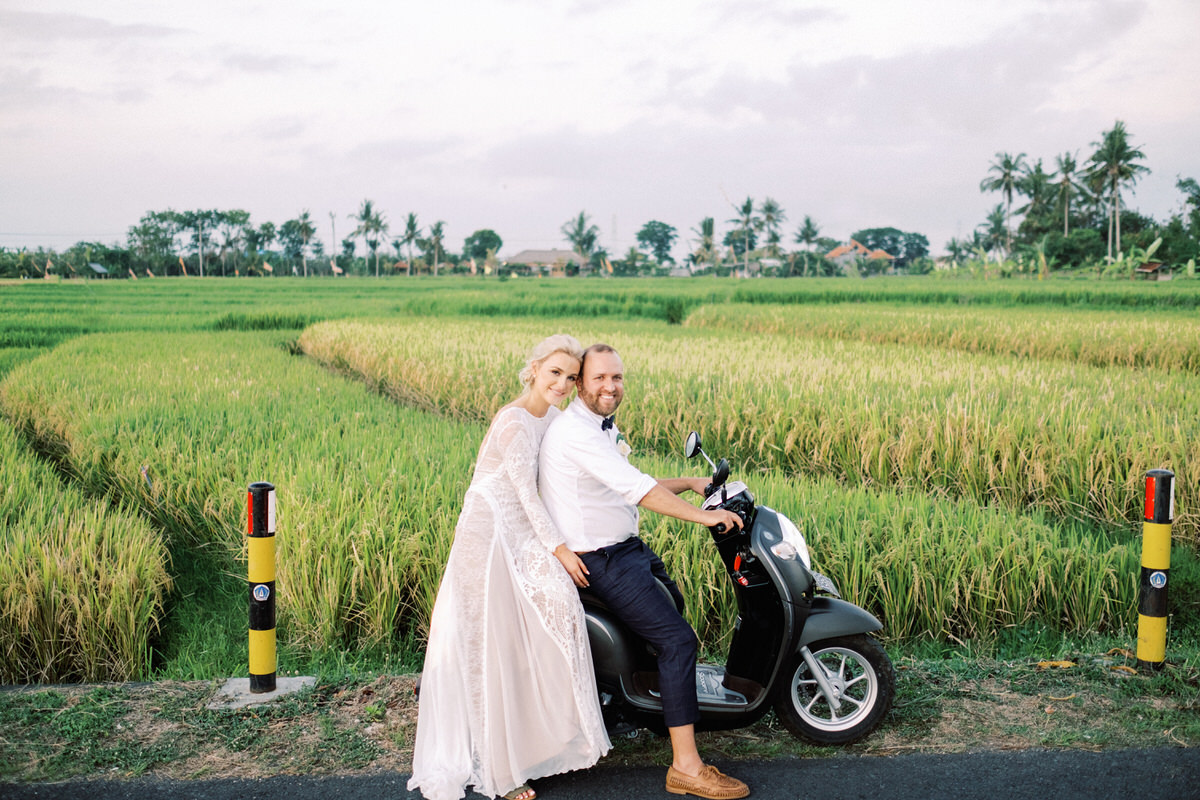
[2,0,1198,261]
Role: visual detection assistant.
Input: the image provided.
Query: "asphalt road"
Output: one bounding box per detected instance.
[3,749,1198,800]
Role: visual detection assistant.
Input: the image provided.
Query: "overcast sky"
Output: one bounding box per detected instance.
[2,0,1198,260]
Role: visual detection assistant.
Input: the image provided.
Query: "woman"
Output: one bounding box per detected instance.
[408,334,610,800]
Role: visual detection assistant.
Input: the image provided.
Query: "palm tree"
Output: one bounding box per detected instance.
[257,221,277,257]
[1016,158,1054,237]
[350,199,388,276]
[977,204,1008,257]
[758,197,786,257]
[727,197,759,276]
[1086,120,1150,260]
[401,213,420,276]
[216,210,249,276]
[349,200,374,274]
[793,215,821,276]
[979,152,1027,255]
[372,211,390,277]
[561,211,600,271]
[296,210,316,277]
[944,237,970,263]
[428,221,446,276]
[1053,152,1085,237]
[689,216,717,271]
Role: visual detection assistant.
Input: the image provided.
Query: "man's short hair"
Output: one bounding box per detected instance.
[580,343,617,378]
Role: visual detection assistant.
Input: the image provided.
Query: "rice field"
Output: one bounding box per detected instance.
[1,331,479,666]
[0,420,170,682]
[300,316,1199,545]
[0,277,1195,682]
[687,302,1200,373]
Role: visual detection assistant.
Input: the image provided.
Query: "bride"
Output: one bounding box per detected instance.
[408,334,610,800]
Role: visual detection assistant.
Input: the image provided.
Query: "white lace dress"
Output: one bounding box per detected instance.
[408,406,610,800]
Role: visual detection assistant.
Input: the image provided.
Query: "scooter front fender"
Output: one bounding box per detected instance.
[797,596,882,647]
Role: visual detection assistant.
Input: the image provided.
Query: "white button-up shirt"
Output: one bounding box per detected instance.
[539,397,659,552]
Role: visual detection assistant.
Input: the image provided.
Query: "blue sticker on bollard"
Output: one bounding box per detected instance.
[1149,571,1167,589]
[253,584,271,602]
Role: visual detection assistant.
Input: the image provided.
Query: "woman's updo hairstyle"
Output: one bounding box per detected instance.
[519,334,583,392]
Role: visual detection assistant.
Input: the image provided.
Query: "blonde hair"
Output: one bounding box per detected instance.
[519,334,583,391]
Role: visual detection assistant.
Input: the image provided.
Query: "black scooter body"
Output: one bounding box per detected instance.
[582,489,884,735]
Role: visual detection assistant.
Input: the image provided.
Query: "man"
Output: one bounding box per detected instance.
[539,343,749,800]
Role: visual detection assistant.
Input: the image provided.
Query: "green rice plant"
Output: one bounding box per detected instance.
[300,317,1147,642]
[209,311,319,331]
[608,453,1138,648]
[0,320,1151,659]
[1,331,479,663]
[686,302,1200,373]
[0,347,44,378]
[729,276,1200,310]
[0,422,170,682]
[301,316,1200,546]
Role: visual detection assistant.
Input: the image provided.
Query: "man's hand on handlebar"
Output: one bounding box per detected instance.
[703,508,743,534]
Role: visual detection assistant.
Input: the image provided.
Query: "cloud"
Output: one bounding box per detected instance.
[0,9,181,41]
[0,67,86,110]
[220,51,323,75]
[714,0,841,27]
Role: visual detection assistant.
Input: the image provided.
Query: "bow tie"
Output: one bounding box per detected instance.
[601,416,615,431]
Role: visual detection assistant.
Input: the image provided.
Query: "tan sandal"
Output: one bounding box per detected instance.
[503,783,536,800]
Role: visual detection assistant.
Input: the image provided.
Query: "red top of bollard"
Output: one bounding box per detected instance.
[247,482,276,536]
[1144,470,1174,524]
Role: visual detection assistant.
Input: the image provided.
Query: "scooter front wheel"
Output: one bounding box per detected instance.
[773,634,894,745]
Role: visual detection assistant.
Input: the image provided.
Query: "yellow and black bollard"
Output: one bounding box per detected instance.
[248,482,277,693]
[1136,469,1173,671]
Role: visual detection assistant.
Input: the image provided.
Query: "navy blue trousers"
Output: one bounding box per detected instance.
[579,537,700,728]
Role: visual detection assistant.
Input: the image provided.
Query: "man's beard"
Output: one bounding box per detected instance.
[578,385,620,417]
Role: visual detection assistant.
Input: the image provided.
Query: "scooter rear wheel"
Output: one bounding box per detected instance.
[773,634,894,745]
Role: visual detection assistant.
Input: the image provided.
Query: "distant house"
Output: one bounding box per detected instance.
[826,240,896,272]
[503,248,585,277]
[88,262,111,279]
[1135,261,1172,281]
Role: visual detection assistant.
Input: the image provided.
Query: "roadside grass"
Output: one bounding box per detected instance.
[2,632,1195,783]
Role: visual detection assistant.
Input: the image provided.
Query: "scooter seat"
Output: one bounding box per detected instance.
[579,578,678,614]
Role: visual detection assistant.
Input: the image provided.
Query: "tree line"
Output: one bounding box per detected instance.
[966,120,1200,273]
[3,118,1196,280]
[0,196,925,280]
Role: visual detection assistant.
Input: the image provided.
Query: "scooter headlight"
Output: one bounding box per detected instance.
[773,514,812,569]
[770,541,799,561]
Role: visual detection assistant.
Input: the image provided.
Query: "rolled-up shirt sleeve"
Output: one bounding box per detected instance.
[563,440,658,505]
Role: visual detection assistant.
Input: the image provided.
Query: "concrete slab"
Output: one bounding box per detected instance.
[206,676,317,710]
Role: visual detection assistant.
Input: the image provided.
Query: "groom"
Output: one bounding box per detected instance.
[539,343,750,800]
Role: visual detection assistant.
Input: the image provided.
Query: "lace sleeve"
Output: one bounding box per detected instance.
[496,412,566,553]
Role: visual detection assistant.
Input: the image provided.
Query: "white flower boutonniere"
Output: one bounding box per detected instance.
[615,432,632,459]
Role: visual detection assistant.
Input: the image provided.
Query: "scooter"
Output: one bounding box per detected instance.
[581,431,895,745]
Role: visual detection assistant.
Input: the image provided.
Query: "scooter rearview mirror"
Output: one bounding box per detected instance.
[714,458,729,488]
[684,430,718,472]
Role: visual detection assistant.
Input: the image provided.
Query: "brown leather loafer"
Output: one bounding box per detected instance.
[665,764,749,799]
